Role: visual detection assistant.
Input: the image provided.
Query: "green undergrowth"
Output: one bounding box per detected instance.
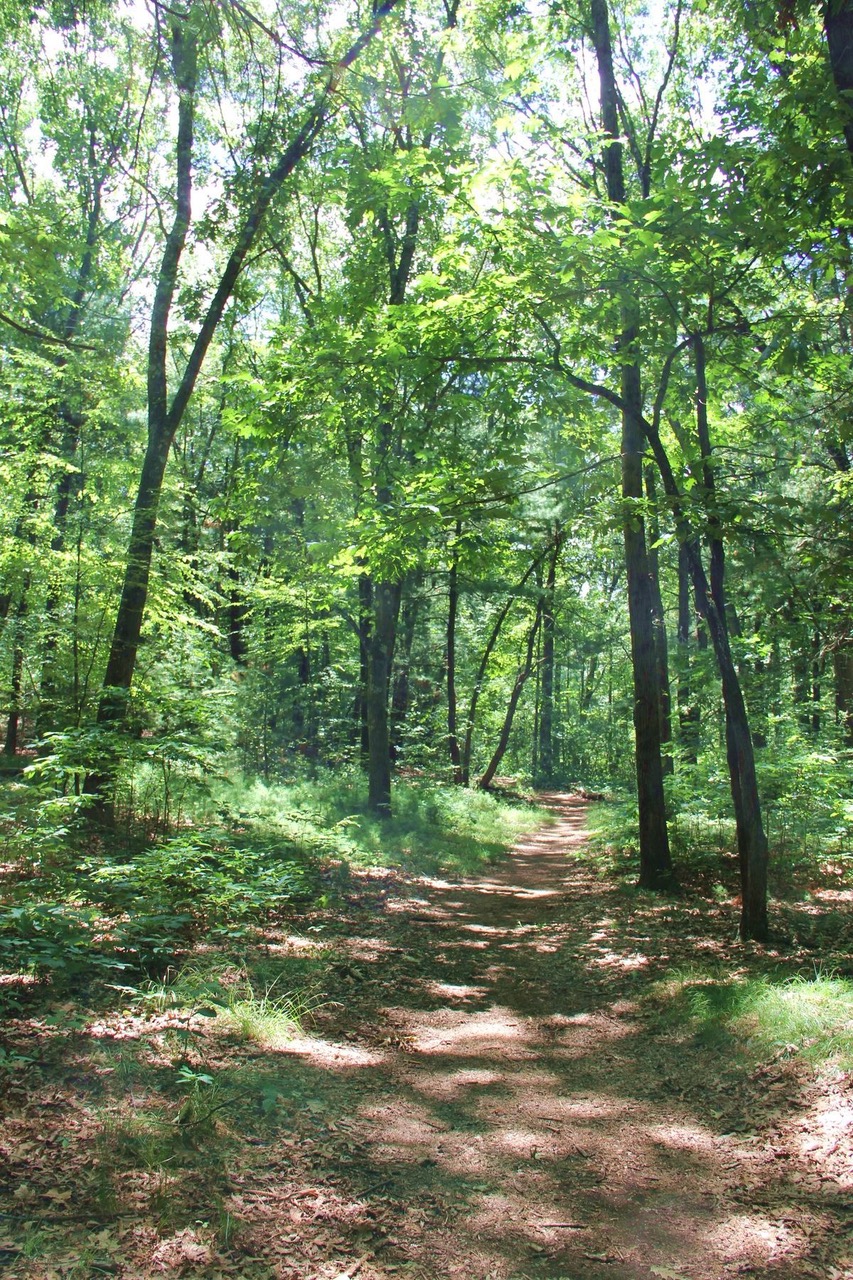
[645,966,853,1075]
[207,772,547,877]
[583,774,853,901]
[0,770,543,990]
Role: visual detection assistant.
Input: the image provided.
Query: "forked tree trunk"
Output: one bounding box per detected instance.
[642,342,769,942]
[87,3,402,810]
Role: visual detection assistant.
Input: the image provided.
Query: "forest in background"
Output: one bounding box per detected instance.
[0,0,852,974]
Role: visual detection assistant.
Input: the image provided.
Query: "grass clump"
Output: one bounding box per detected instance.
[650,967,853,1073]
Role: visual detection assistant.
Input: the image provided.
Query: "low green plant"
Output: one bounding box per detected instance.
[649,967,853,1072]
[222,980,316,1048]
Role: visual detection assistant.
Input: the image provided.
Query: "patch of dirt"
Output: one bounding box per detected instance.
[2,794,852,1279]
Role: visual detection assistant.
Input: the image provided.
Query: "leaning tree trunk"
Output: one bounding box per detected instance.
[478,602,542,790]
[366,580,403,815]
[446,522,463,781]
[590,0,674,889]
[535,527,562,786]
[89,3,403,802]
[693,332,769,940]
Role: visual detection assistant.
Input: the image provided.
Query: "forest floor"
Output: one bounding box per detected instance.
[1,793,853,1279]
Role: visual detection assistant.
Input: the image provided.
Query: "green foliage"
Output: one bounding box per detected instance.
[0,901,126,978]
[210,771,546,877]
[649,968,853,1073]
[0,772,540,982]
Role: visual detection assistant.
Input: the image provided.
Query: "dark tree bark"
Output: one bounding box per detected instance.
[641,349,769,942]
[590,0,674,889]
[824,0,853,159]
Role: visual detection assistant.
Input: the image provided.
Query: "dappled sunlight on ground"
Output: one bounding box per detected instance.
[2,793,852,1278]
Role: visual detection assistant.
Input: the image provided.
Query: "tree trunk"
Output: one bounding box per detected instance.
[823,0,853,159]
[447,523,463,780]
[478,602,542,790]
[367,580,402,815]
[90,2,402,769]
[642,364,769,942]
[590,0,674,890]
[535,528,562,786]
[645,466,673,773]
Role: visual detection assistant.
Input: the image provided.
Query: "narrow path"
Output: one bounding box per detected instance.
[225,794,850,1280]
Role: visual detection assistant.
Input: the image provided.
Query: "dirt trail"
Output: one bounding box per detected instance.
[225,794,852,1280]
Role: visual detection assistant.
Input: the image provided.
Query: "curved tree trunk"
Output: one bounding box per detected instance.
[478,602,542,790]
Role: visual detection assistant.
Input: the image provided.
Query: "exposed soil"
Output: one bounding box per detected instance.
[2,794,852,1279]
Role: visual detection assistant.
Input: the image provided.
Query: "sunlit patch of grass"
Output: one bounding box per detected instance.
[129,955,323,1050]
[209,773,547,879]
[222,983,317,1049]
[649,967,853,1071]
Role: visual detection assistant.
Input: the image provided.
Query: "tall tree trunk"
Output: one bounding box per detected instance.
[447,522,463,780]
[642,354,769,942]
[535,528,562,786]
[92,19,198,747]
[367,580,402,814]
[645,466,673,772]
[478,602,543,790]
[90,2,402,771]
[590,0,674,889]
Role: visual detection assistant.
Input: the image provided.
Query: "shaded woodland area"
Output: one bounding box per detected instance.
[1,0,852,1276]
